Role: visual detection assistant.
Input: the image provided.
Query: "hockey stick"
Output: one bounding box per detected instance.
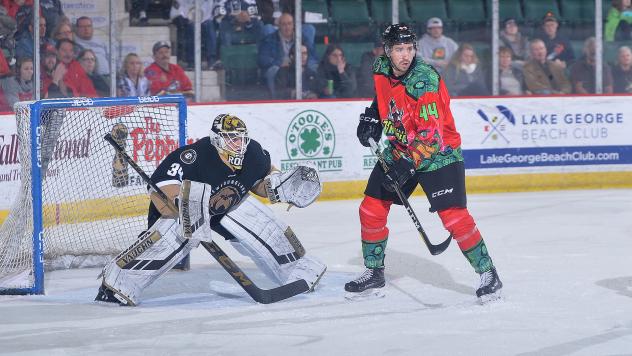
[368,138,452,255]
[104,133,310,304]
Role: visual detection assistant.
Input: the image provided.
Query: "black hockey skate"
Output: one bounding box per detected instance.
[95,283,128,306]
[345,268,385,300]
[476,267,502,303]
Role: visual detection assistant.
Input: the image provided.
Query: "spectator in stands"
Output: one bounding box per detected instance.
[15,0,63,38]
[1,56,32,108]
[145,40,194,98]
[0,3,16,61]
[117,52,150,97]
[569,37,613,94]
[0,49,9,78]
[605,0,632,42]
[130,0,150,25]
[78,49,110,97]
[170,0,195,69]
[40,0,63,37]
[316,44,357,98]
[215,0,263,45]
[52,21,74,42]
[257,0,316,42]
[2,0,30,19]
[523,38,571,95]
[443,43,489,97]
[56,38,97,97]
[356,39,384,98]
[535,12,574,68]
[612,45,632,93]
[74,17,110,76]
[499,18,529,64]
[498,47,525,95]
[171,0,219,70]
[275,44,317,99]
[40,43,65,98]
[258,12,317,97]
[417,17,458,73]
[15,15,53,60]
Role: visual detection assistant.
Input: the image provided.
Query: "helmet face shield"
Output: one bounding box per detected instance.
[210,114,250,170]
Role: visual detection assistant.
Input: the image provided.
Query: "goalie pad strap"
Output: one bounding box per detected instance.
[217,195,307,284]
[179,180,213,240]
[100,217,200,305]
[222,214,303,264]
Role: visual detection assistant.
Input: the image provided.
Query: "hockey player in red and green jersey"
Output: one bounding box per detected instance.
[345,24,502,302]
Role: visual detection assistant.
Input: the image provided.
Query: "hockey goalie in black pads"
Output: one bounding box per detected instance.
[95,114,326,306]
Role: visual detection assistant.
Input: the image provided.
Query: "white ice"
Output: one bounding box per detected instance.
[1,189,631,355]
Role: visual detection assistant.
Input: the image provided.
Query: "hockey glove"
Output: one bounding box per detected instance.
[356,107,382,147]
[383,158,416,192]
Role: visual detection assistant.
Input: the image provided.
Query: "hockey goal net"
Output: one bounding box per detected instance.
[0,96,186,294]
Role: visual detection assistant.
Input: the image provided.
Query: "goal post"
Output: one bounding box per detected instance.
[0,95,187,295]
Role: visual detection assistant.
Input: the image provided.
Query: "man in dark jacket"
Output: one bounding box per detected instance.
[257,12,317,97]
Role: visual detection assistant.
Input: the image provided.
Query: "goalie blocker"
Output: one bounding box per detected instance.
[97,113,325,305]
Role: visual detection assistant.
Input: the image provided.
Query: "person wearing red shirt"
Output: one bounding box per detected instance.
[347,24,503,302]
[55,38,96,97]
[144,41,194,98]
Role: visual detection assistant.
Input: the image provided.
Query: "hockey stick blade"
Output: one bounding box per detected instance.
[368,138,452,255]
[103,133,311,303]
[200,241,310,304]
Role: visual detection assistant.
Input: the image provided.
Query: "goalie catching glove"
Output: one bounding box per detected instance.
[264,163,322,208]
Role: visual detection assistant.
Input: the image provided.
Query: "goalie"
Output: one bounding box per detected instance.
[95,114,326,306]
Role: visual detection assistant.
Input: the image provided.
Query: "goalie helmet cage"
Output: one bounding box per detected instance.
[0,95,187,295]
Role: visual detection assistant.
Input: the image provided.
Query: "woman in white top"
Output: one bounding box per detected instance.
[117,53,150,97]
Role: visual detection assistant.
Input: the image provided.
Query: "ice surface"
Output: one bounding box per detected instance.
[1,189,631,355]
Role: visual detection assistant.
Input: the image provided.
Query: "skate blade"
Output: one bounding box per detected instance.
[478,290,502,305]
[345,288,385,301]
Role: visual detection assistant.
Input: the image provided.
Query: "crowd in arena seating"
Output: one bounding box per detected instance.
[0,0,630,109]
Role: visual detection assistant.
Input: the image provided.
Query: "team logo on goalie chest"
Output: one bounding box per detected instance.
[180,149,197,164]
[208,180,246,216]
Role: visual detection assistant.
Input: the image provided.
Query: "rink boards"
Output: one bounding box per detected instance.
[0,95,631,222]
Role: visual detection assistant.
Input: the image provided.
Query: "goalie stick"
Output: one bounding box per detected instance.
[368,138,452,256]
[104,133,310,304]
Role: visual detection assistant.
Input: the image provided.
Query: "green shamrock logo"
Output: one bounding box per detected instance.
[300,128,321,155]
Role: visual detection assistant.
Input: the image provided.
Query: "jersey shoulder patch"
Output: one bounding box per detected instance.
[372,55,391,76]
[403,61,440,99]
[179,148,197,164]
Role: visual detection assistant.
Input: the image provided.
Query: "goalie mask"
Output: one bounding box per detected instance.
[210,114,251,170]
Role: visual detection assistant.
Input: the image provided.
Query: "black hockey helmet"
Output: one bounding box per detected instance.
[209,114,250,170]
[382,23,417,54]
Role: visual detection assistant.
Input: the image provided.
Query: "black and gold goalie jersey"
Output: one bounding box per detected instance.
[147,136,271,226]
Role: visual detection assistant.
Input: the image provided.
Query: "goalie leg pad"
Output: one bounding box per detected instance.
[218,195,325,289]
[178,180,213,240]
[99,217,199,305]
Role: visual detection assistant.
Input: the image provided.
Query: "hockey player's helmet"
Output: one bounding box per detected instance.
[382,23,417,55]
[210,114,250,170]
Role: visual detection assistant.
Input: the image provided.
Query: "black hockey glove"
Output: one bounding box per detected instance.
[383,158,416,192]
[357,107,382,147]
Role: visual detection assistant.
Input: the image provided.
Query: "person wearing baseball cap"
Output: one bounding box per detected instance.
[417,17,458,72]
[144,40,194,99]
[535,11,575,67]
[500,18,529,62]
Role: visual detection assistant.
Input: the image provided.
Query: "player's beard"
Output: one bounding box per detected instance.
[392,60,411,76]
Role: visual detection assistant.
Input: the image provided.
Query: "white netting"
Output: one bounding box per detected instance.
[0,100,182,292]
